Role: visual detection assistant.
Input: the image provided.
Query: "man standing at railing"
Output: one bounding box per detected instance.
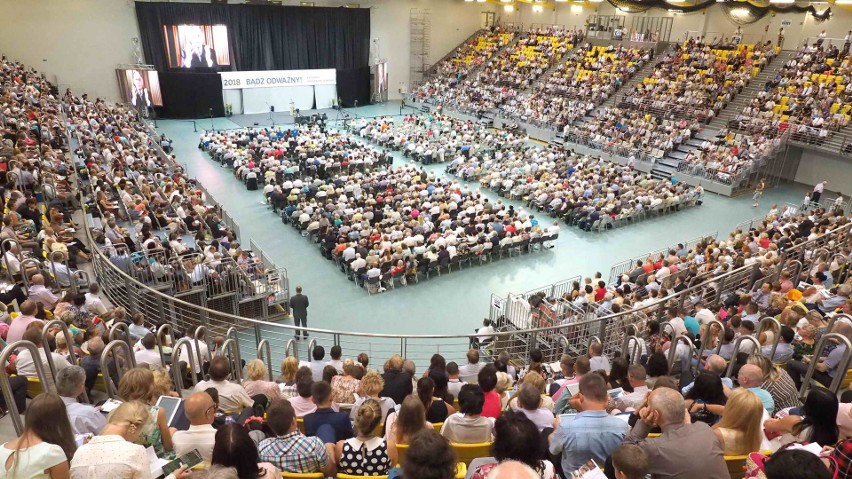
[289,285,309,340]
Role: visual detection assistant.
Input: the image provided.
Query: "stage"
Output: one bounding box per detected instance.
[212,103,403,129]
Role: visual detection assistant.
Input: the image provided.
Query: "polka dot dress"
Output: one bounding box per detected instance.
[339,437,391,476]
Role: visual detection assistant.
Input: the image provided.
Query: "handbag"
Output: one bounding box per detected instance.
[746,443,840,479]
[689,403,717,425]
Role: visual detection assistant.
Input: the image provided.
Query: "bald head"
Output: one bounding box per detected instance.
[738,364,764,388]
[649,387,685,426]
[31,274,45,286]
[705,355,726,375]
[834,322,852,341]
[184,391,215,425]
[487,461,539,479]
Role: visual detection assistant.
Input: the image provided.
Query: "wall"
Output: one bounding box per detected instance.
[0,0,141,101]
[793,149,852,193]
[4,0,852,105]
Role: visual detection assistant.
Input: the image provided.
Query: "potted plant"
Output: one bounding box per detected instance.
[225,103,233,117]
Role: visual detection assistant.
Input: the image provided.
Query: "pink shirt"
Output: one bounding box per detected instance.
[6,314,38,343]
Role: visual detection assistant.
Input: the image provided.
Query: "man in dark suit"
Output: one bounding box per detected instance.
[380,354,412,405]
[289,285,309,340]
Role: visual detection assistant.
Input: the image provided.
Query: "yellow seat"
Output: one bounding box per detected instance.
[396,443,410,467]
[725,454,749,479]
[93,373,107,392]
[296,418,305,433]
[455,462,467,479]
[432,422,444,432]
[336,475,388,479]
[281,474,323,479]
[647,433,661,438]
[26,376,45,398]
[451,442,493,466]
[840,368,852,389]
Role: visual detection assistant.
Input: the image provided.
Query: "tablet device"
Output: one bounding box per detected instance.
[565,382,581,397]
[162,449,203,476]
[156,395,183,426]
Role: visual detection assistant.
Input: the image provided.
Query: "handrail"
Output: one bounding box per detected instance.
[725,335,762,377]
[284,338,298,361]
[798,333,852,400]
[0,341,53,434]
[702,319,726,357]
[759,316,782,361]
[257,339,274,381]
[667,335,696,374]
[220,338,243,382]
[155,324,173,371]
[41,320,89,403]
[194,326,213,364]
[172,337,198,392]
[109,322,131,346]
[101,338,137,399]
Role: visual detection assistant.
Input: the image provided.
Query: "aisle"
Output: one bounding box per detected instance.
[154,102,808,337]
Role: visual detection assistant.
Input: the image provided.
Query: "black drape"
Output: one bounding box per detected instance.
[135,2,371,72]
[336,67,370,108]
[158,72,224,119]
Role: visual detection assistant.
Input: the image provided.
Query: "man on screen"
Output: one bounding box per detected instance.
[181,25,219,68]
[130,70,152,108]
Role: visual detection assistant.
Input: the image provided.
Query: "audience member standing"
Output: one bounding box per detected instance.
[289,286,310,340]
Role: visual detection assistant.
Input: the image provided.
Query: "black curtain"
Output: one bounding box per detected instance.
[135,2,370,72]
[336,67,370,108]
[157,72,224,119]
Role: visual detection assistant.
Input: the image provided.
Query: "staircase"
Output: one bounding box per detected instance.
[529,43,584,91]
[708,49,796,129]
[649,127,721,181]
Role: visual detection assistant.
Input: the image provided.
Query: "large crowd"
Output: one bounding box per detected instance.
[498,44,652,129]
[7,203,852,478]
[201,124,558,290]
[617,39,776,123]
[3,46,852,479]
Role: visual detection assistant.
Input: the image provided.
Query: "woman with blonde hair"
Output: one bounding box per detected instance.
[336,399,392,476]
[712,388,765,455]
[242,359,280,402]
[331,358,361,404]
[495,371,512,411]
[117,368,175,459]
[276,356,299,399]
[71,401,190,478]
[747,355,800,411]
[351,370,396,421]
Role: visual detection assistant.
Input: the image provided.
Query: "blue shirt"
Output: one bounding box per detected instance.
[748,387,776,414]
[762,342,794,364]
[303,408,354,442]
[683,316,700,336]
[549,410,627,472]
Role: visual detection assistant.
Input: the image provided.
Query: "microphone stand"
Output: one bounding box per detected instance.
[209,108,215,132]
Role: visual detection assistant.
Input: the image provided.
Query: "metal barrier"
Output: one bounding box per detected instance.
[257,339,274,381]
[220,337,243,382]
[155,324,174,370]
[40,320,90,402]
[194,326,213,364]
[759,316,782,361]
[284,338,298,361]
[667,335,696,375]
[171,337,199,393]
[0,341,53,434]
[700,319,726,357]
[798,333,852,400]
[101,339,137,399]
[725,335,762,377]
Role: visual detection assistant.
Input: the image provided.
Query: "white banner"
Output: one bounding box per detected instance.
[219,69,336,90]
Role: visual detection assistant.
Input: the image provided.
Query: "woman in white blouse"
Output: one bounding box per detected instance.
[0,393,76,479]
[70,401,189,479]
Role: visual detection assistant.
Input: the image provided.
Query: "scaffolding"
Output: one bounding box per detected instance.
[409,8,432,89]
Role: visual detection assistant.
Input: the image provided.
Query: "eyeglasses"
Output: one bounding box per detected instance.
[206,404,217,415]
